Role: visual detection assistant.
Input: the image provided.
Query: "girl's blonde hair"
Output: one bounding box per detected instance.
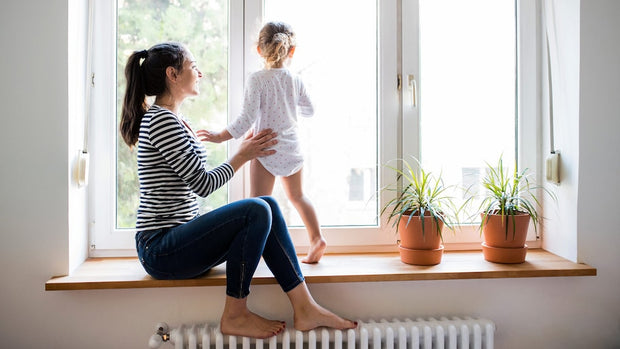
[258,21,296,69]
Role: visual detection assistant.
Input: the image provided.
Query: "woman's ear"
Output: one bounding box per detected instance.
[288,46,296,58]
[165,66,178,82]
[256,46,262,55]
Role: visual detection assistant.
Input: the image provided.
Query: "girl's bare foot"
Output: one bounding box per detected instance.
[220,309,285,339]
[301,237,327,264]
[293,302,357,332]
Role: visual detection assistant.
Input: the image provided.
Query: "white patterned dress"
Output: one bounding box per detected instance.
[226,68,314,176]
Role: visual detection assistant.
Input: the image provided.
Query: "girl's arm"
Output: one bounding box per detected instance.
[297,78,314,117]
[196,129,233,143]
[226,74,261,138]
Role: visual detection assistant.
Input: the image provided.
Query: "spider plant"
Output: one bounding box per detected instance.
[380,157,459,239]
[477,156,556,239]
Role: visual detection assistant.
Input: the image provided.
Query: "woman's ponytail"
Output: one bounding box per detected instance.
[120,43,187,147]
[120,50,148,147]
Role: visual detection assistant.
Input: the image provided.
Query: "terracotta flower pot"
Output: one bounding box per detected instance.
[397,214,444,265]
[399,245,444,265]
[480,212,530,263]
[481,242,528,264]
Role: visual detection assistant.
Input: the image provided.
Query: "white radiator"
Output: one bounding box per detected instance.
[149,317,495,349]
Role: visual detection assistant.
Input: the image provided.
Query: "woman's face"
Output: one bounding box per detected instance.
[176,51,202,97]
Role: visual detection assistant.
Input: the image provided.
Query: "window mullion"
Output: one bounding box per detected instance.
[400,0,421,163]
[227,0,248,202]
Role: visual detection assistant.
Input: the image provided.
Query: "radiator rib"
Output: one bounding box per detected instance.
[150,317,495,349]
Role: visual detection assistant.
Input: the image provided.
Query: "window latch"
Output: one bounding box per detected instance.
[408,74,417,107]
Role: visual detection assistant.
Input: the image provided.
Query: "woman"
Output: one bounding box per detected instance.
[120,42,356,339]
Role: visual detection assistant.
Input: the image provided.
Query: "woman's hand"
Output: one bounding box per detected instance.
[196,129,232,143]
[227,129,278,172]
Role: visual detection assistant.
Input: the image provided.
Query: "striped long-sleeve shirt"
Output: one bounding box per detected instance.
[136,105,234,231]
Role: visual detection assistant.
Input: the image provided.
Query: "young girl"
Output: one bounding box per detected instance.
[202,21,326,263]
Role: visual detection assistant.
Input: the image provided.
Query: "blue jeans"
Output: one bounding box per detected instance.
[135,196,304,298]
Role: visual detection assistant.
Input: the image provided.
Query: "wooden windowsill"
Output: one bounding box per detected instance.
[45,249,596,291]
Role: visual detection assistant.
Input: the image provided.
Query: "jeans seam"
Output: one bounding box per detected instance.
[237,201,253,298]
[272,227,304,289]
[239,262,246,298]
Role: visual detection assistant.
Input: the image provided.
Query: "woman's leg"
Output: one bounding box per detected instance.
[138,199,270,290]
[286,282,358,331]
[136,198,286,338]
[257,196,305,291]
[250,159,276,196]
[281,169,326,263]
[216,198,287,338]
[257,197,355,331]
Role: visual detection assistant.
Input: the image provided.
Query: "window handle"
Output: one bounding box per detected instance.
[408,74,417,107]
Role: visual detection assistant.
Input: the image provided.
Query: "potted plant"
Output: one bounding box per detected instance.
[381,158,459,265]
[476,156,555,263]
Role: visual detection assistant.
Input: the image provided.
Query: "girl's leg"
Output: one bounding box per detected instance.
[281,169,326,263]
[257,196,356,331]
[250,159,276,196]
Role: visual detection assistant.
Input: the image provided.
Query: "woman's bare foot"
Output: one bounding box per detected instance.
[221,296,286,339]
[220,310,285,338]
[287,282,356,331]
[293,302,357,332]
[301,237,327,264]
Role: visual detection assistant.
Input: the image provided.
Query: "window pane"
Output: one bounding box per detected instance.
[419,0,516,218]
[263,0,378,227]
[116,0,229,229]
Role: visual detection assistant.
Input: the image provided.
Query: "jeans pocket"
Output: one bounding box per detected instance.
[136,228,166,251]
[136,229,160,267]
[136,229,177,279]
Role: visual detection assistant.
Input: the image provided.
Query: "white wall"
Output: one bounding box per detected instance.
[577,1,620,278]
[0,1,619,348]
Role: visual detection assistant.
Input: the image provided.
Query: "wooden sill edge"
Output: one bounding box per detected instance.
[45,249,596,291]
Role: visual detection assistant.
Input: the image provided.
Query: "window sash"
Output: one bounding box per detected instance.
[236,0,401,252]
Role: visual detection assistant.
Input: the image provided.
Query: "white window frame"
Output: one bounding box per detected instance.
[88,0,541,257]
